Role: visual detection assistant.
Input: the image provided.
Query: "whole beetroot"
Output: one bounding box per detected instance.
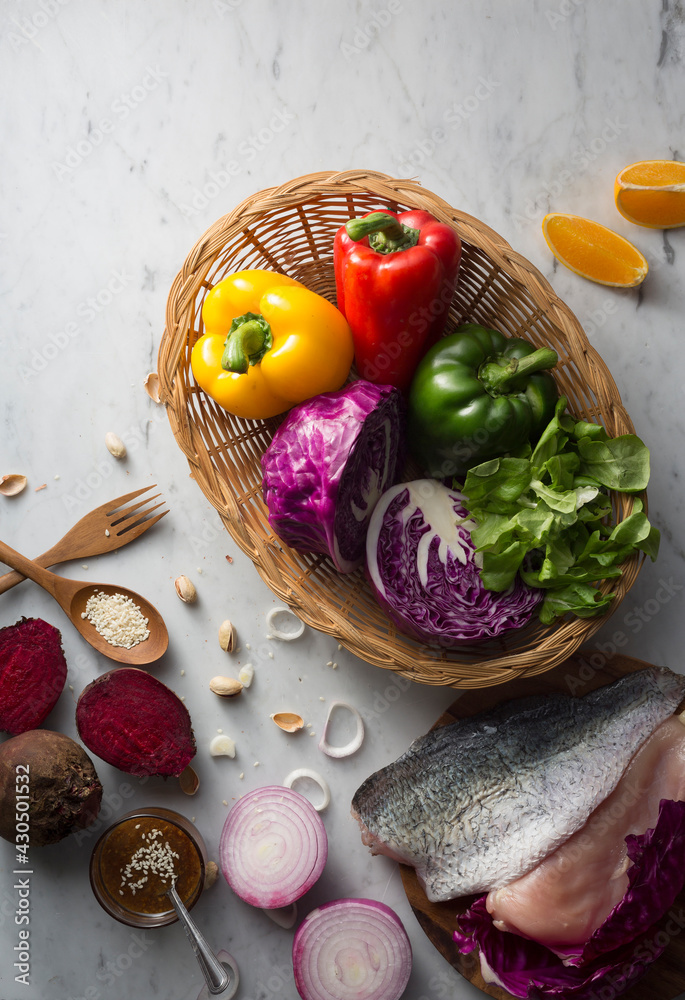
[0,730,103,846]
[0,618,68,735]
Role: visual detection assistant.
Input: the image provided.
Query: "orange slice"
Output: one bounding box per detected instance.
[542,213,648,288]
[614,159,685,229]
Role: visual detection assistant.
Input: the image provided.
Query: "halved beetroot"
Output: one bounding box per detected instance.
[75,667,196,776]
[0,618,68,735]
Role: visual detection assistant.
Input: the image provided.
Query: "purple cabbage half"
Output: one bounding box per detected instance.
[261,380,405,574]
[453,798,685,1000]
[365,480,541,646]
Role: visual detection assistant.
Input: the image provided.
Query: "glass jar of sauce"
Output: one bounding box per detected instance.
[90,807,206,928]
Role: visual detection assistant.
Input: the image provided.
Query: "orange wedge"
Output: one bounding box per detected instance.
[614,159,685,229]
[542,213,648,288]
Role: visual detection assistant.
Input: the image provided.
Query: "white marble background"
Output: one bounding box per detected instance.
[0,1,684,999]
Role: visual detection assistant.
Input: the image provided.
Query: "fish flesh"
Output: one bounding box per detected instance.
[351,667,685,902]
[486,714,685,955]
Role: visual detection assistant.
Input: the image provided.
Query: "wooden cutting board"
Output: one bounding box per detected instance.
[399,651,685,1000]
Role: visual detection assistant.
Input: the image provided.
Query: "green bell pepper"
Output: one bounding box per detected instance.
[407,323,559,480]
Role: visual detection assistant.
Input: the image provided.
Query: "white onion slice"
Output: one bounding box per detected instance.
[318,701,365,758]
[195,949,239,999]
[262,902,298,928]
[219,785,327,909]
[293,898,412,1000]
[266,606,305,641]
[283,768,331,812]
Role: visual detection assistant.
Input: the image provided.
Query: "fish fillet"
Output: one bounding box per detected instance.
[486,715,685,954]
[351,667,685,901]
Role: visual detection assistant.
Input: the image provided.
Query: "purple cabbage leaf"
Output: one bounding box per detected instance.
[453,798,685,999]
[261,380,405,574]
[365,479,541,645]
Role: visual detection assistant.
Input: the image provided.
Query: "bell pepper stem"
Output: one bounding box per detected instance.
[221,312,273,373]
[480,347,558,393]
[345,212,420,254]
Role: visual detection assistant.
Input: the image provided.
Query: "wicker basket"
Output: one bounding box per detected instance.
[158,169,643,690]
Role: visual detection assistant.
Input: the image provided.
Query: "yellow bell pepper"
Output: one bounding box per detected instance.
[191,269,354,419]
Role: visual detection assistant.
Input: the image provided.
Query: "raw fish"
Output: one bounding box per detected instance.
[351,668,685,901]
[486,714,685,955]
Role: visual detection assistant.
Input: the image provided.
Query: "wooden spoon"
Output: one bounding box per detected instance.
[0,539,168,665]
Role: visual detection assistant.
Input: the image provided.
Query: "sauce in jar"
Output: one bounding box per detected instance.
[90,809,206,927]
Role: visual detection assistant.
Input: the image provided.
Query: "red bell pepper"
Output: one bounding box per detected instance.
[333,209,462,392]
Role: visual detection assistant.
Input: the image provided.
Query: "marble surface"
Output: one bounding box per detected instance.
[1,1,684,998]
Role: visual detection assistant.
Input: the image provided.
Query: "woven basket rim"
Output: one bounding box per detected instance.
[157,169,644,689]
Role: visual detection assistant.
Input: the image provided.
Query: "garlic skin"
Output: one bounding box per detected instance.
[179,764,200,795]
[105,432,127,459]
[144,372,162,403]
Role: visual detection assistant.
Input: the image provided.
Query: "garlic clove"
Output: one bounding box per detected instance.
[271,712,304,733]
[209,734,236,757]
[105,431,127,459]
[218,620,236,652]
[238,663,254,688]
[0,474,27,497]
[178,764,200,795]
[144,372,162,404]
[175,575,197,603]
[209,676,243,698]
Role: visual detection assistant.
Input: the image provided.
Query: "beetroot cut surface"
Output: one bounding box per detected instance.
[0,618,68,735]
[75,667,196,776]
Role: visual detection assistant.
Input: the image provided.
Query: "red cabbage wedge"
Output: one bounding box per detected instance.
[261,380,405,573]
[365,479,541,645]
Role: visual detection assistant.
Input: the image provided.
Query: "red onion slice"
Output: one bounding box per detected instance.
[293,898,412,1000]
[220,785,327,909]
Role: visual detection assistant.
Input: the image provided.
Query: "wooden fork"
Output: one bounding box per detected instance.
[0,485,168,595]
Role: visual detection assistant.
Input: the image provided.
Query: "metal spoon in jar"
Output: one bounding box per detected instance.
[0,538,168,665]
[166,883,235,997]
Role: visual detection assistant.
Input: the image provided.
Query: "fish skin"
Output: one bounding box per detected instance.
[351,667,685,902]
